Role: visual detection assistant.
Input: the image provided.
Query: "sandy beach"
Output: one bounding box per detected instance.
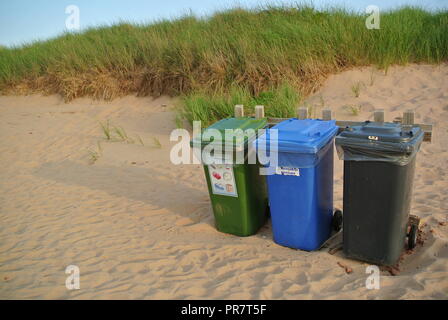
[0,64,447,299]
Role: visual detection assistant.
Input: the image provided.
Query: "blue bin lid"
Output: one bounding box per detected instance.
[255,118,339,154]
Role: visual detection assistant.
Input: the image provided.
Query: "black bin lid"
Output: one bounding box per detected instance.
[338,121,422,144]
[335,121,424,165]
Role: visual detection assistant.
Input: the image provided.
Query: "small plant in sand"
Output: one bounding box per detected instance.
[113,126,134,144]
[369,69,376,86]
[351,82,363,98]
[152,137,162,148]
[136,135,145,146]
[87,141,102,164]
[344,104,362,116]
[100,120,112,140]
[100,121,143,144]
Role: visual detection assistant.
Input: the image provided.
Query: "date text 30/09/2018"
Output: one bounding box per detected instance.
[181,304,267,317]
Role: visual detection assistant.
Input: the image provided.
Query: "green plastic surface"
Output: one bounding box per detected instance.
[198,117,269,236]
[192,117,267,150]
[204,162,268,236]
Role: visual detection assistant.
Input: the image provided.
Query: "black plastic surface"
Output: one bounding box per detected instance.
[342,157,417,266]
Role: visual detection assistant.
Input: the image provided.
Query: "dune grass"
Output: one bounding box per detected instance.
[0,5,446,123]
[351,81,363,98]
[181,82,300,125]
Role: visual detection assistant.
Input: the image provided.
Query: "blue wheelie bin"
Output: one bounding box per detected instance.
[254,118,339,251]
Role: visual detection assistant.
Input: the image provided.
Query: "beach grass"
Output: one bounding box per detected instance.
[152,137,162,148]
[0,5,446,123]
[351,81,363,98]
[100,120,112,140]
[87,141,102,164]
[181,82,300,125]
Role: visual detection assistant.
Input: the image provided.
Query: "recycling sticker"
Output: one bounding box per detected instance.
[208,164,238,197]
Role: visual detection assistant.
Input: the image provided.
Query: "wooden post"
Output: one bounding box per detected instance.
[403,110,415,125]
[374,109,385,123]
[322,109,332,121]
[255,105,265,119]
[297,107,308,120]
[234,104,244,118]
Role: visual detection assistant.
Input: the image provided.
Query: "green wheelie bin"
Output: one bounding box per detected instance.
[191,117,269,236]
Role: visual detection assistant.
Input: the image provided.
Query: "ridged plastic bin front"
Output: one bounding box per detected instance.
[342,155,417,265]
[194,117,269,237]
[267,141,334,250]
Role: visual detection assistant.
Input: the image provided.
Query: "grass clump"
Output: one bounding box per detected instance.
[182,83,300,125]
[136,135,145,146]
[87,141,103,164]
[113,126,132,143]
[100,120,112,140]
[100,121,145,145]
[351,81,363,98]
[152,137,162,148]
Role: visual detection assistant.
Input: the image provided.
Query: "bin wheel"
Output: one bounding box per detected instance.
[408,223,418,250]
[332,209,343,232]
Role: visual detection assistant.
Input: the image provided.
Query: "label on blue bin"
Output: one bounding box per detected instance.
[208,164,238,197]
[275,166,300,176]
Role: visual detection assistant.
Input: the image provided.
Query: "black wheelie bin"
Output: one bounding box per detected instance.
[335,121,424,266]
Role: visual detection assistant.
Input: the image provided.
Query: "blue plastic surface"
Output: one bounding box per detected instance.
[254,118,338,168]
[254,119,338,251]
[256,118,338,153]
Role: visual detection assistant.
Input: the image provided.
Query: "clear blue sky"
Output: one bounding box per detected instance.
[0,0,446,47]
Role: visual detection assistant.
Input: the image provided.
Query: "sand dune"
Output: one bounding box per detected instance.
[0,64,447,299]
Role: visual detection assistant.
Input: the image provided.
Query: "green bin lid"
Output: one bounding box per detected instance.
[191,117,267,150]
